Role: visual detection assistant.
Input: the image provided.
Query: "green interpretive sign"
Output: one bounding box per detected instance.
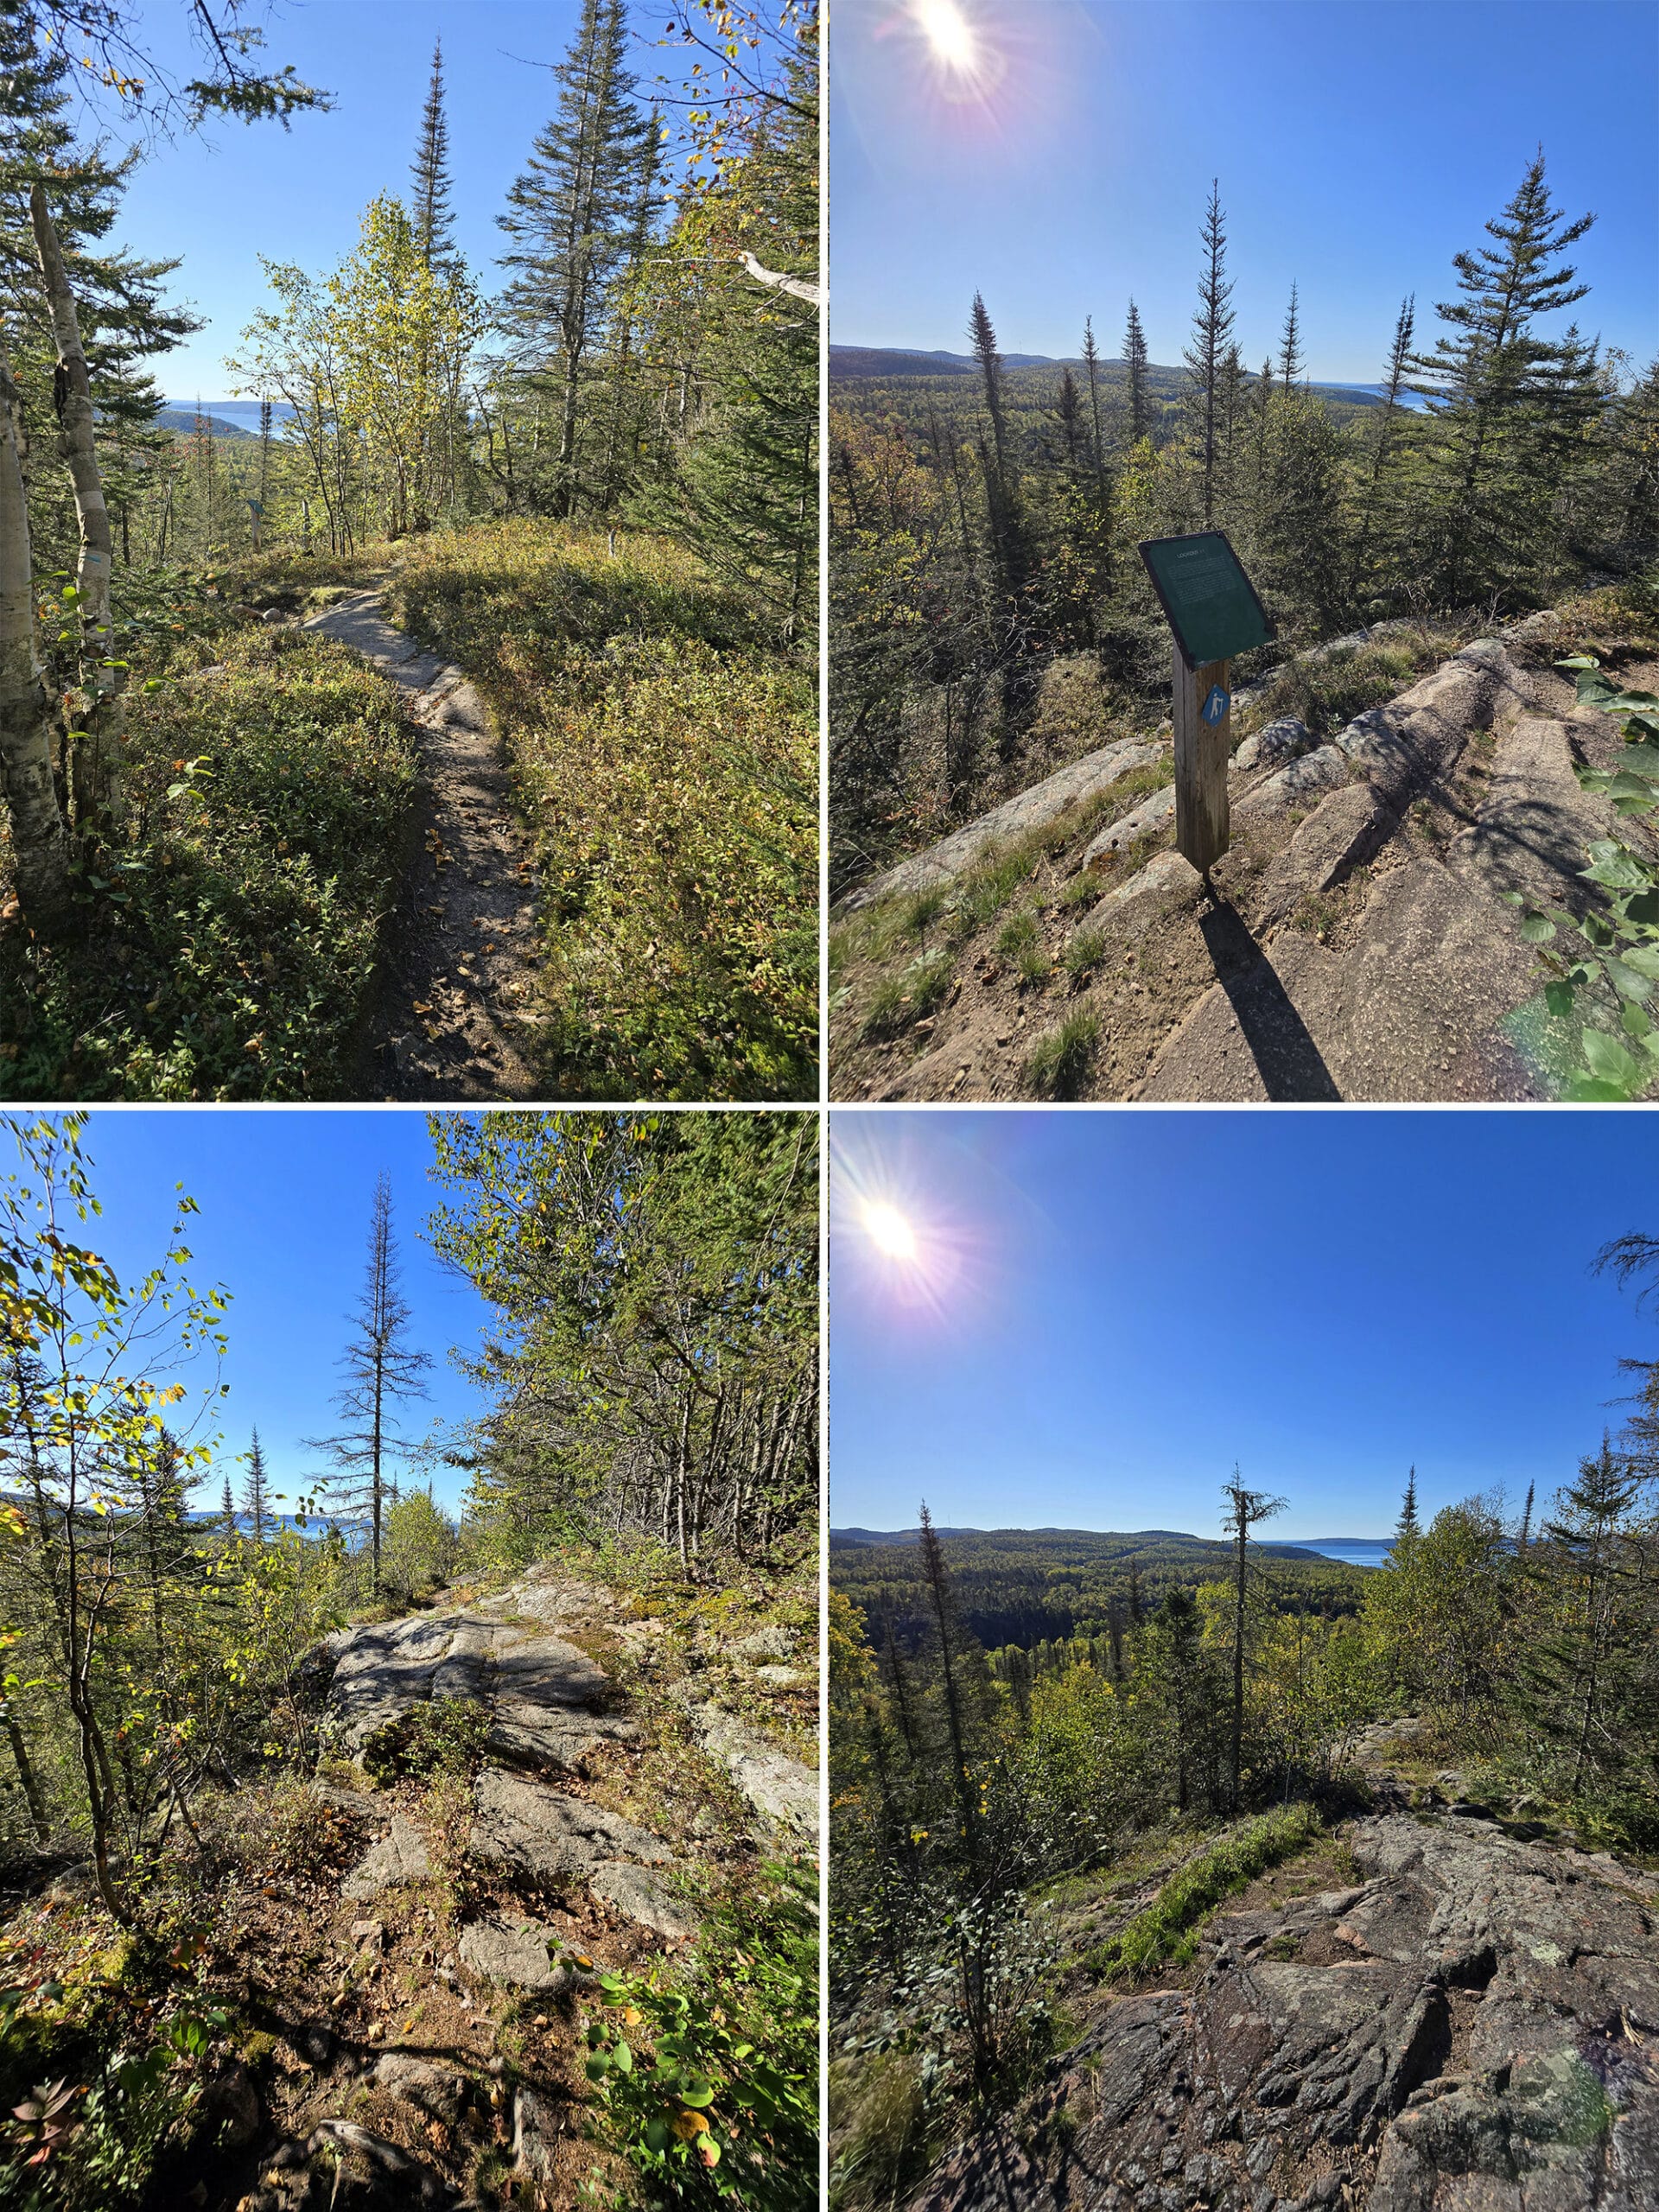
[1137,531,1275,669]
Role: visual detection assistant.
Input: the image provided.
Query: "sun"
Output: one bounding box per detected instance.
[913,0,976,73]
[861,1199,918,1263]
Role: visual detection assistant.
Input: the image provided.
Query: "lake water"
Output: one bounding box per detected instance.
[1288,1537,1394,1567]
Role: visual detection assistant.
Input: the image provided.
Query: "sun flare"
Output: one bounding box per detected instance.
[913,0,976,72]
[861,1199,918,1262]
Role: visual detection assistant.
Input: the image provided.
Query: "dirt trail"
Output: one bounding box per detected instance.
[303,585,544,1100]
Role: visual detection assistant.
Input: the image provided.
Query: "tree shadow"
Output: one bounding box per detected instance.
[1197,897,1342,1101]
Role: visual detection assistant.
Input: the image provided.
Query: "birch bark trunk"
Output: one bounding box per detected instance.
[30,182,124,833]
[0,347,71,928]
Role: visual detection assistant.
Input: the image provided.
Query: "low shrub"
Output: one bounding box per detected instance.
[393,521,817,1101]
[0,627,417,1099]
[582,1858,817,2209]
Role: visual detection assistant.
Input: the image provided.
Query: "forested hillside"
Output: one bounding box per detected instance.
[0,0,817,1102]
[830,157,1659,898]
[830,1297,1659,2209]
[0,1109,819,2209]
[830,1524,1370,1656]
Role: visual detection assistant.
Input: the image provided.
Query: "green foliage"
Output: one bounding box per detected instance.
[1024,1007,1100,1097]
[363,1695,488,1786]
[1085,1806,1320,1980]
[582,1860,817,2210]
[392,522,816,1100]
[0,627,418,1099]
[427,1111,817,1566]
[1506,653,1659,1099]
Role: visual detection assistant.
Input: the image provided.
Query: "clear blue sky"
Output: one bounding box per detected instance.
[94,0,658,396]
[831,0,1659,381]
[830,1109,1659,1540]
[15,1109,493,1516]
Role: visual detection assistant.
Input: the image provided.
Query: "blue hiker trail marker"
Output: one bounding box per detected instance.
[1202,684,1230,727]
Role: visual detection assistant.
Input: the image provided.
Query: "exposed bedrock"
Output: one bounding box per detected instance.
[906,1810,1659,2212]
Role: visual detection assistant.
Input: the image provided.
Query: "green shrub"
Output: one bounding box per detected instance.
[582,1859,817,2209]
[0,628,417,1099]
[362,1696,488,1785]
[393,520,817,1101]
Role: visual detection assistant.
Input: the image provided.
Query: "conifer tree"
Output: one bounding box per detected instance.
[1516,1440,1651,1798]
[1408,151,1597,603]
[242,1427,270,1546]
[1182,181,1236,526]
[1396,1467,1421,1546]
[410,36,457,270]
[1122,297,1150,445]
[1277,281,1304,388]
[497,0,650,518]
[307,1174,431,1595]
[1222,1470,1285,1810]
[917,1502,980,1861]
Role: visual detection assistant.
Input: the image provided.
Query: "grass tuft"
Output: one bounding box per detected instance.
[1085,1805,1321,1981]
[1024,1006,1101,1096]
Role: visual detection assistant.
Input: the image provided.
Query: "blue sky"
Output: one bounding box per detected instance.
[830,1109,1659,1540]
[830,0,1659,382]
[92,0,653,397]
[9,1109,494,1516]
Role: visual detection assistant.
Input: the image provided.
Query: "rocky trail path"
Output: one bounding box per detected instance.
[840,622,1659,1103]
[211,1566,816,2212]
[303,587,544,1101]
[906,1727,1659,2212]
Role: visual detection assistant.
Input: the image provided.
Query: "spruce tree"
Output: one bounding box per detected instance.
[1221,1470,1286,1811]
[242,1427,270,1546]
[1277,281,1304,388]
[306,1174,431,1594]
[1516,1440,1650,1800]
[497,0,650,518]
[0,2,193,569]
[916,1501,981,1861]
[1123,296,1150,445]
[1408,151,1597,604]
[1182,181,1236,526]
[410,36,457,270]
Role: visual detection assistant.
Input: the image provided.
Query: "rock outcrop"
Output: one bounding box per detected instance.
[906,1808,1659,2212]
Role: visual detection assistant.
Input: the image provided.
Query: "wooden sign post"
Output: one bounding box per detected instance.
[1136,531,1275,879]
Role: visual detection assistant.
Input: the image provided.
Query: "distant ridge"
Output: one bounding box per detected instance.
[830,343,1389,408]
[829,1523,1332,1560]
[155,407,257,440]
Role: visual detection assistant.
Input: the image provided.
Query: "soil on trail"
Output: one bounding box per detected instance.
[891,1726,1659,2212]
[303,586,546,1101]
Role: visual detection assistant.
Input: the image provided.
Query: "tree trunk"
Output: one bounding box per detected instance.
[30,185,125,837]
[0,348,72,928]
[5,1712,49,1842]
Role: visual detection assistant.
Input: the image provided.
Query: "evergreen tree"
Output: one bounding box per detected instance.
[242,1427,270,1546]
[0,0,194,570]
[1123,296,1150,445]
[1182,181,1236,527]
[306,1173,431,1595]
[1221,1470,1286,1811]
[916,1501,982,1862]
[497,0,650,518]
[410,36,457,270]
[1408,151,1598,604]
[1516,1440,1653,1800]
[1277,281,1304,388]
